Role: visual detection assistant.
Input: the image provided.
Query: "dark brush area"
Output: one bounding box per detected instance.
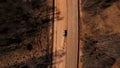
[0,0,62,68]
[82,33,120,68]
[82,0,118,15]
[0,0,50,47]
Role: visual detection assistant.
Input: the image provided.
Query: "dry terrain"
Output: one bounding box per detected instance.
[81,0,120,68]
